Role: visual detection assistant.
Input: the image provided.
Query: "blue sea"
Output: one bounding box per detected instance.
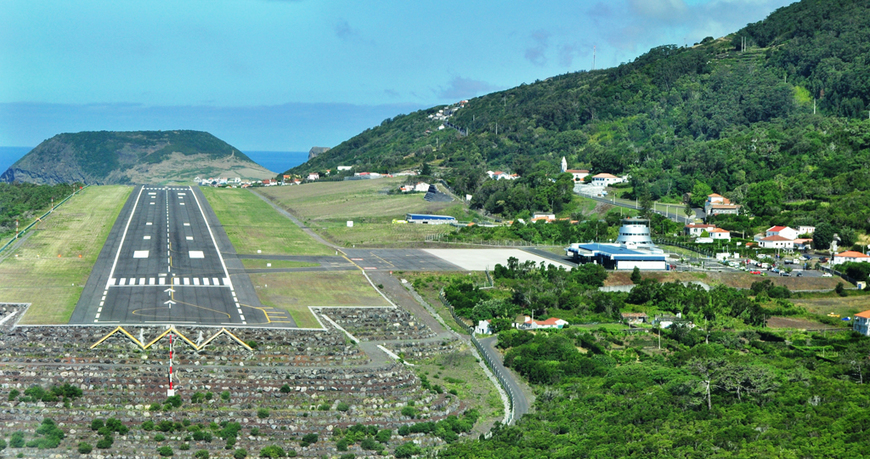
[243,151,309,174]
[0,147,310,175]
[0,146,33,172]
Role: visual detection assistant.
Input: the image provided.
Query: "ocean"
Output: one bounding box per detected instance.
[243,151,309,174]
[0,147,33,172]
[0,147,310,176]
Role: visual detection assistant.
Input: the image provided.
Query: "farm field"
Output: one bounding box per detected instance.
[257,179,460,247]
[0,186,131,324]
[249,271,392,328]
[201,187,333,256]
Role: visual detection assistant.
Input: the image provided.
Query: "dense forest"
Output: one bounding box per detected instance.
[290,0,870,233]
[0,183,81,235]
[431,250,869,458]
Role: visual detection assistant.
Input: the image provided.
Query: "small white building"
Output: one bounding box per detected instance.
[307,172,320,181]
[474,320,492,335]
[709,228,732,241]
[797,226,816,235]
[758,235,795,250]
[591,173,624,186]
[705,193,742,216]
[337,166,353,171]
[833,251,870,265]
[566,169,590,182]
[854,310,870,336]
[684,223,717,237]
[518,316,568,330]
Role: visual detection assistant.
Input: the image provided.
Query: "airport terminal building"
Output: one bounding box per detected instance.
[566,218,668,270]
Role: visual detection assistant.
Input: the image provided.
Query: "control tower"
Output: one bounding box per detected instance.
[615,217,655,249]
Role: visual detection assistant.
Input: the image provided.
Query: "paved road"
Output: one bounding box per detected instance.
[71,186,278,326]
[480,335,531,422]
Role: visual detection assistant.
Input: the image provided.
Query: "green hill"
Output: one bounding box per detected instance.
[1,130,275,185]
[289,0,870,233]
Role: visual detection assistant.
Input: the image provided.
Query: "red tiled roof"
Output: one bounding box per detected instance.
[767,226,789,232]
[593,173,618,178]
[836,251,869,258]
[708,193,723,198]
[855,310,870,319]
[536,317,565,326]
[709,228,730,233]
[760,235,792,242]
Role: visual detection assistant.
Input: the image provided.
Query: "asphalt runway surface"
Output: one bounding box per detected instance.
[343,248,464,271]
[71,186,278,326]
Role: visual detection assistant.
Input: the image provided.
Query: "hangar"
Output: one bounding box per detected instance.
[566,243,668,271]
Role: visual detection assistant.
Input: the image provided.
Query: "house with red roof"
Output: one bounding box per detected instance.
[757,235,794,250]
[591,173,625,186]
[709,227,732,241]
[705,193,742,216]
[766,226,798,240]
[854,310,870,336]
[684,223,717,237]
[833,250,870,265]
[519,316,568,330]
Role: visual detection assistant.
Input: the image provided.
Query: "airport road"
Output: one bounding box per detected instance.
[71,186,278,326]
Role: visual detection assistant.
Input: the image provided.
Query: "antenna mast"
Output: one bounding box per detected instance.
[592,45,596,70]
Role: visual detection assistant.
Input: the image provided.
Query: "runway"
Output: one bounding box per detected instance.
[71,185,276,326]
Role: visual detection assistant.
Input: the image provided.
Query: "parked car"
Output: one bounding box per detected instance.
[822,272,833,277]
[750,270,762,275]
[820,257,829,263]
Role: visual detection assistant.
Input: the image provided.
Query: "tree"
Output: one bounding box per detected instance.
[421,162,433,176]
[745,180,783,216]
[690,181,713,208]
[630,266,642,284]
[814,222,835,251]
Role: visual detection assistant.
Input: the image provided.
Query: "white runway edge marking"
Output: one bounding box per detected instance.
[189,186,235,291]
[189,251,204,258]
[105,186,145,289]
[133,250,149,258]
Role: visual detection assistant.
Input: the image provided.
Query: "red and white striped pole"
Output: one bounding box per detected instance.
[168,333,174,396]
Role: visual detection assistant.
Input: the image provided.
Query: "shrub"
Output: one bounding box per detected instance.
[257,408,270,419]
[279,384,291,393]
[337,401,350,412]
[179,443,190,450]
[376,429,391,443]
[96,436,113,449]
[394,441,422,458]
[340,455,355,459]
[300,433,318,447]
[8,389,19,401]
[221,391,231,401]
[195,450,209,458]
[164,395,182,408]
[90,419,105,431]
[157,445,174,456]
[9,432,24,449]
[250,427,260,437]
[401,406,416,418]
[78,442,93,454]
[154,433,166,442]
[259,445,286,457]
[336,438,349,451]
[233,448,248,459]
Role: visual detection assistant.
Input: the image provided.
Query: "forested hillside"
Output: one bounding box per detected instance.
[290,0,870,233]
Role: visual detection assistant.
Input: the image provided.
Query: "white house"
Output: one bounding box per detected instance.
[766,226,799,240]
[474,320,492,335]
[684,223,717,237]
[833,250,870,265]
[854,310,870,336]
[337,166,353,171]
[758,235,795,250]
[518,316,568,330]
[591,173,624,186]
[797,226,816,235]
[709,228,732,241]
[566,169,590,181]
[705,193,742,216]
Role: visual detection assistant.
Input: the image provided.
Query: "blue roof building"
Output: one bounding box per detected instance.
[405,214,457,224]
[567,243,668,271]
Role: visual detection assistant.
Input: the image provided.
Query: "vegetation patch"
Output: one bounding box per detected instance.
[0,185,130,324]
[201,187,332,256]
[250,271,391,328]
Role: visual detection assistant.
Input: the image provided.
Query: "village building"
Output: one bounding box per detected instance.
[833,250,870,265]
[704,193,742,216]
[853,310,870,336]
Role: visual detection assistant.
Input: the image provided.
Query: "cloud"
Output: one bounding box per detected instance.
[524,30,550,66]
[436,77,501,100]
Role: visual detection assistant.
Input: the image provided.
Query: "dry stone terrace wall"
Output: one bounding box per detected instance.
[0,326,469,457]
[319,307,436,341]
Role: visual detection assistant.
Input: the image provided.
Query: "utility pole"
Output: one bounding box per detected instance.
[592,45,596,70]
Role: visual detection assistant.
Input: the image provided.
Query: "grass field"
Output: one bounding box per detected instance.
[257,179,458,247]
[258,178,456,221]
[201,187,332,256]
[249,271,391,328]
[0,186,131,324]
[239,259,318,269]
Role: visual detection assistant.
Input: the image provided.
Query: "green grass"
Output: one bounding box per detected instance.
[201,187,332,256]
[249,271,391,328]
[0,186,131,324]
[239,259,319,270]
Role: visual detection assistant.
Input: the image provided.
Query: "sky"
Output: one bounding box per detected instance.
[0,0,796,151]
